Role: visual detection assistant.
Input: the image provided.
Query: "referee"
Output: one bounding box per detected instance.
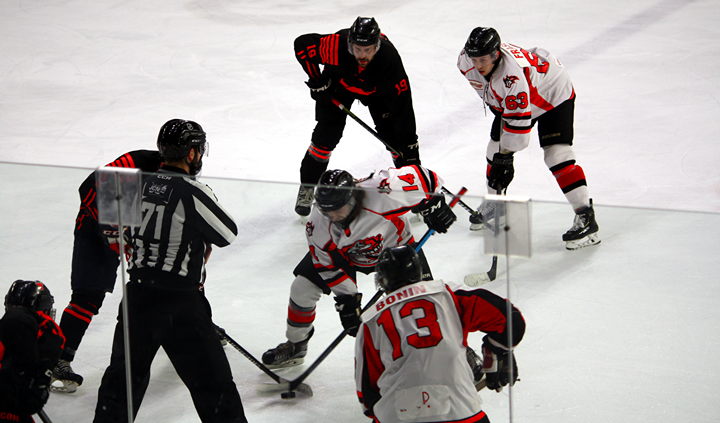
[93,119,247,423]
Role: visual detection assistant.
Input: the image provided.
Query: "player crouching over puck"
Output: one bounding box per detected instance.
[354,245,525,423]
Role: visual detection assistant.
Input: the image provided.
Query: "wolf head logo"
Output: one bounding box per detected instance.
[503,75,519,88]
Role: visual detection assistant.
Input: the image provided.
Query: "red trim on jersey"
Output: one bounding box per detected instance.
[362,325,385,393]
[503,122,532,134]
[523,67,554,112]
[326,273,353,288]
[552,163,586,190]
[339,78,376,96]
[320,34,340,66]
[503,111,532,119]
[456,410,488,422]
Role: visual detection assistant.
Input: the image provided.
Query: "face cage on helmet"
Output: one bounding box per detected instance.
[318,195,356,223]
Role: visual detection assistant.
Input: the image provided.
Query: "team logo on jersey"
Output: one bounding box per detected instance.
[503,75,519,88]
[305,221,315,237]
[148,182,167,196]
[343,234,383,264]
[377,179,391,194]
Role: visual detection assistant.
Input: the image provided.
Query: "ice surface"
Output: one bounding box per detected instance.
[1,0,719,422]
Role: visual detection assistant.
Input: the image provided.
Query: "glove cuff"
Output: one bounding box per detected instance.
[492,152,514,165]
[306,77,331,92]
[483,334,510,354]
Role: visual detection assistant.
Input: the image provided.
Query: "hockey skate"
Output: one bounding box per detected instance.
[563,199,600,250]
[262,328,314,369]
[295,186,314,217]
[469,200,504,231]
[50,359,84,393]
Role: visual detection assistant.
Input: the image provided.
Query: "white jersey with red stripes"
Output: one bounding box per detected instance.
[457,42,575,152]
[305,165,443,296]
[354,279,485,423]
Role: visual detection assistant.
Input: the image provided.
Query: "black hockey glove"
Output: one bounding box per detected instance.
[481,335,518,392]
[487,152,514,191]
[306,76,333,105]
[391,140,421,167]
[416,195,457,234]
[16,372,51,415]
[334,293,363,337]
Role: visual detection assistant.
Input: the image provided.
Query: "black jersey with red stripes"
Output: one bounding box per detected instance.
[294,29,417,141]
[75,150,163,238]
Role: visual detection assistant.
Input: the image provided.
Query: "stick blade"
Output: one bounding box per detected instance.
[256,377,313,397]
[464,273,492,287]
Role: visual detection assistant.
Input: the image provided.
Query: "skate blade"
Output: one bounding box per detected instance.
[264,357,305,369]
[50,379,80,394]
[565,233,601,250]
[469,222,485,231]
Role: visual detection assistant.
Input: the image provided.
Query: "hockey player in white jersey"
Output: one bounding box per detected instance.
[355,245,525,423]
[458,27,600,250]
[262,165,457,368]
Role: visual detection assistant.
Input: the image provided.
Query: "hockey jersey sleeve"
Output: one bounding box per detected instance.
[354,322,382,418]
[189,180,238,248]
[449,285,525,349]
[294,33,337,81]
[76,150,163,236]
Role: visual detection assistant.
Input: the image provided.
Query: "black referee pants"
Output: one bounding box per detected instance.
[93,282,247,423]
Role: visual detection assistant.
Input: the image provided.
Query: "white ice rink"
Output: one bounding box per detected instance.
[1,0,719,422]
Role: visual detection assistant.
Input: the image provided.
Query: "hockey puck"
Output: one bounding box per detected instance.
[281,391,296,399]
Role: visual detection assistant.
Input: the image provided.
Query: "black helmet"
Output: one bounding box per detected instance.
[464,27,501,57]
[4,280,55,317]
[349,17,381,47]
[157,119,207,160]
[375,245,423,292]
[315,169,356,212]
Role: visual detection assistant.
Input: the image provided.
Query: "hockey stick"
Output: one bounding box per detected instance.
[271,189,468,397]
[464,188,505,287]
[331,98,402,158]
[37,409,52,423]
[215,325,313,397]
[261,287,386,398]
[332,98,474,222]
[413,187,467,251]
[441,186,480,219]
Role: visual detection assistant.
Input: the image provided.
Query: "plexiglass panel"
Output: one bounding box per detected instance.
[1,162,719,423]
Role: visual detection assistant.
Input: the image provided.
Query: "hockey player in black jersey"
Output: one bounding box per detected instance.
[51,149,163,393]
[293,16,421,216]
[1,280,64,423]
[93,119,247,423]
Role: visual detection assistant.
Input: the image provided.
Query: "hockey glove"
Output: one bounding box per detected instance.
[306,76,333,104]
[487,152,514,191]
[334,293,363,337]
[391,138,421,167]
[417,195,457,234]
[17,371,51,415]
[481,335,518,392]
